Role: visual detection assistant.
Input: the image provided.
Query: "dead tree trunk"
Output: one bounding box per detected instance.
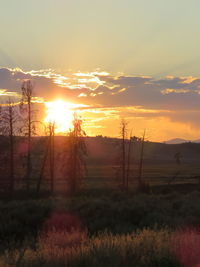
[27,97,31,191]
[120,119,128,190]
[1,100,17,193]
[36,137,50,194]
[126,132,132,190]
[49,122,55,193]
[8,103,15,193]
[21,80,34,191]
[67,113,87,195]
[138,129,145,190]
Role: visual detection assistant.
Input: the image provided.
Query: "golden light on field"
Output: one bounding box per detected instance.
[44,100,87,133]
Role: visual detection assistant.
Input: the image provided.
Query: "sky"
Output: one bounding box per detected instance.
[0,0,200,141]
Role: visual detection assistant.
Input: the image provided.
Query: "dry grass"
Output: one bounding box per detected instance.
[1,195,200,266]
[0,229,179,267]
[2,228,199,267]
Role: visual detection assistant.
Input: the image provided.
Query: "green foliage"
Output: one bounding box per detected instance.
[68,191,200,234]
[0,199,52,250]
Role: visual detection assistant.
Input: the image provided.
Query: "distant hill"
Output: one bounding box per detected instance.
[164,138,189,144]
[84,137,200,164]
[165,138,200,144]
[0,135,200,166]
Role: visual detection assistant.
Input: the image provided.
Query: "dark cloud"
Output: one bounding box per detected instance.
[0,68,91,102]
[0,67,200,130]
[87,75,200,110]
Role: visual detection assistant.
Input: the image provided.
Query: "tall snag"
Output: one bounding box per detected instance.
[126,131,133,190]
[67,113,87,195]
[49,121,55,193]
[119,119,128,190]
[0,99,18,192]
[36,121,55,194]
[138,129,146,190]
[20,80,35,191]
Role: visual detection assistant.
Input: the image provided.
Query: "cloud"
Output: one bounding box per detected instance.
[82,74,200,111]
[161,88,191,94]
[0,68,94,103]
[0,67,200,139]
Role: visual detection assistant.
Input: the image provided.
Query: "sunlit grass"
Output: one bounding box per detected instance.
[1,193,200,266]
[0,229,183,267]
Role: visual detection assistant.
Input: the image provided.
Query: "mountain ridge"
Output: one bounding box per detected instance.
[164,138,200,144]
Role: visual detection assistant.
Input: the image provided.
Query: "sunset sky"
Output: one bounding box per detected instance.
[1,0,200,141]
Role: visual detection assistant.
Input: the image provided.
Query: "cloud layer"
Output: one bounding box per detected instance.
[0,67,200,141]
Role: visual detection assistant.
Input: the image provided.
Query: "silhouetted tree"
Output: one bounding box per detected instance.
[138,130,145,187]
[119,119,128,190]
[0,99,18,192]
[49,121,55,193]
[36,136,50,194]
[126,131,132,190]
[20,80,35,191]
[67,113,87,194]
[138,129,148,192]
[36,121,55,194]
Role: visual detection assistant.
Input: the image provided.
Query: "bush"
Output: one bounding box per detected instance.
[0,199,52,250]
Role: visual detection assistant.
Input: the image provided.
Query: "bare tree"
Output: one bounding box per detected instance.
[36,135,50,194]
[20,80,35,191]
[126,131,132,190]
[138,129,146,190]
[49,121,55,193]
[67,113,87,195]
[36,121,55,194]
[0,99,18,192]
[119,119,128,190]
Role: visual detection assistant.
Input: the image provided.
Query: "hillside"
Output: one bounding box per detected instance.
[0,135,200,166]
[84,136,200,164]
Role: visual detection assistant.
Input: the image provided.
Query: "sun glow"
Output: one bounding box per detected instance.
[44,100,85,133]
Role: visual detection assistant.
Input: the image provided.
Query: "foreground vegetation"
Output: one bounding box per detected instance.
[1,228,192,267]
[0,189,200,266]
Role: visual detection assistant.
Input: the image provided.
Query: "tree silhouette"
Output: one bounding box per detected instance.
[0,99,18,192]
[126,130,133,190]
[67,113,87,194]
[119,119,128,190]
[138,130,145,188]
[20,80,36,191]
[49,121,55,193]
[137,129,150,193]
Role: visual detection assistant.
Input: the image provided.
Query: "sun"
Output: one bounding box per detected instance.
[44,100,76,133]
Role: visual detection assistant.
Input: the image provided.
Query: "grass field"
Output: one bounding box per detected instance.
[0,138,200,266]
[87,162,200,177]
[0,185,200,266]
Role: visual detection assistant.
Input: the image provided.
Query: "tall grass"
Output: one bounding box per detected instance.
[0,229,183,267]
[0,193,200,266]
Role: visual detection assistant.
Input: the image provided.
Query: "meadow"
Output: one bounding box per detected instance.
[0,187,200,266]
[0,137,200,266]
